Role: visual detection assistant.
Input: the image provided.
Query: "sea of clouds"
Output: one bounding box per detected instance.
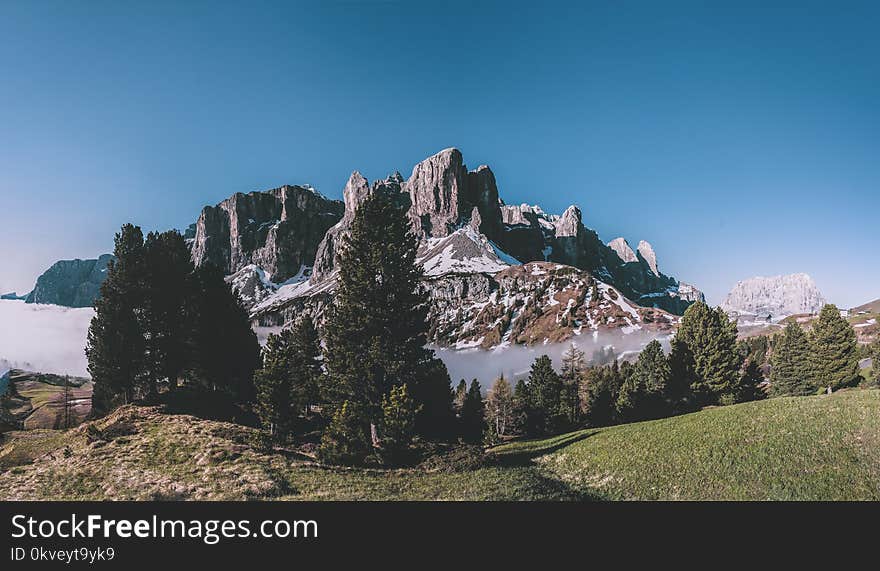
[2,301,670,384]
[0,300,94,377]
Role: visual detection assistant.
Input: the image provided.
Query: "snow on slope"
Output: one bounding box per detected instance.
[0,300,93,377]
[418,226,520,276]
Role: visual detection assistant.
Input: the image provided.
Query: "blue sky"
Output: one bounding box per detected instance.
[1,0,878,306]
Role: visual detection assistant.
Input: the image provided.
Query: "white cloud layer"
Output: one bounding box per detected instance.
[0,300,94,377]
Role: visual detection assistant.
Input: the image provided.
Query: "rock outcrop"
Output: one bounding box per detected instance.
[404,148,503,241]
[637,241,659,276]
[608,238,638,263]
[721,274,826,319]
[24,254,114,308]
[190,185,344,283]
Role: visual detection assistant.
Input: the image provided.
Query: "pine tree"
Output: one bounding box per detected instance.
[619,340,670,421]
[459,380,485,443]
[87,224,147,417]
[559,343,585,427]
[810,304,859,391]
[485,375,514,442]
[667,336,698,412]
[378,384,419,465]
[254,332,297,441]
[674,302,742,405]
[770,322,816,396]
[323,191,453,440]
[453,379,468,414]
[737,359,766,402]
[289,316,323,416]
[511,378,530,435]
[142,230,194,394]
[254,316,323,439]
[580,362,623,427]
[525,355,564,435]
[317,400,371,465]
[188,263,261,402]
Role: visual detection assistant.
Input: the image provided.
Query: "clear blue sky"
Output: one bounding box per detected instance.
[1,0,878,307]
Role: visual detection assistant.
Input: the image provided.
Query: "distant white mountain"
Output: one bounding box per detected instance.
[721,273,826,319]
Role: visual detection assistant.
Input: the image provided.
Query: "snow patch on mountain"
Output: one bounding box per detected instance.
[418,226,520,276]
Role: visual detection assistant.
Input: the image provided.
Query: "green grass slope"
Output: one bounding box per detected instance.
[2,389,878,500]
[495,388,880,500]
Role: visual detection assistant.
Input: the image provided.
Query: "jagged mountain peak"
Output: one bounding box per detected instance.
[210,147,702,320]
[637,240,659,276]
[608,237,638,264]
[721,273,826,319]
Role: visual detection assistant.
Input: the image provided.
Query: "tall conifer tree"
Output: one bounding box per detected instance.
[810,304,859,391]
[87,224,147,417]
[143,230,194,394]
[560,343,586,426]
[770,322,815,396]
[323,191,453,439]
[459,380,485,443]
[187,263,261,402]
[674,302,742,405]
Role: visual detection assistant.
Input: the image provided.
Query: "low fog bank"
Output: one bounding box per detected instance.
[0,304,671,387]
[433,330,673,386]
[0,300,94,377]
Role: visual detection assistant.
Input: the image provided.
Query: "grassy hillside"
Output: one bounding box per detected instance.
[0,405,585,501]
[0,370,92,430]
[2,389,878,500]
[495,388,880,500]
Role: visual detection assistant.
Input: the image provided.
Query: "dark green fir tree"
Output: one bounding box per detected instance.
[810,304,859,391]
[322,191,454,441]
[86,224,147,417]
[459,380,485,443]
[770,322,816,396]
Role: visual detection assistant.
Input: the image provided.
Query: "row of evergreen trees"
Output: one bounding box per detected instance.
[468,300,865,440]
[87,225,261,416]
[769,305,861,396]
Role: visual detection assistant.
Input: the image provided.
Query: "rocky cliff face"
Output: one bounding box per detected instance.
[404,148,503,242]
[608,238,638,263]
[311,172,406,281]
[190,185,344,283]
[24,255,114,308]
[721,273,826,319]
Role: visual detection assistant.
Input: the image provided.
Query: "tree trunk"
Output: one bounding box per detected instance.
[370,422,380,448]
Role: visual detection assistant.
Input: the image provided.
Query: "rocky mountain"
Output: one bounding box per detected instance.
[23,148,702,346]
[186,148,703,347]
[24,254,114,308]
[721,273,826,319]
[190,184,344,283]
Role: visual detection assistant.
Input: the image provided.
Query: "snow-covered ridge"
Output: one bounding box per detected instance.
[418,225,520,277]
